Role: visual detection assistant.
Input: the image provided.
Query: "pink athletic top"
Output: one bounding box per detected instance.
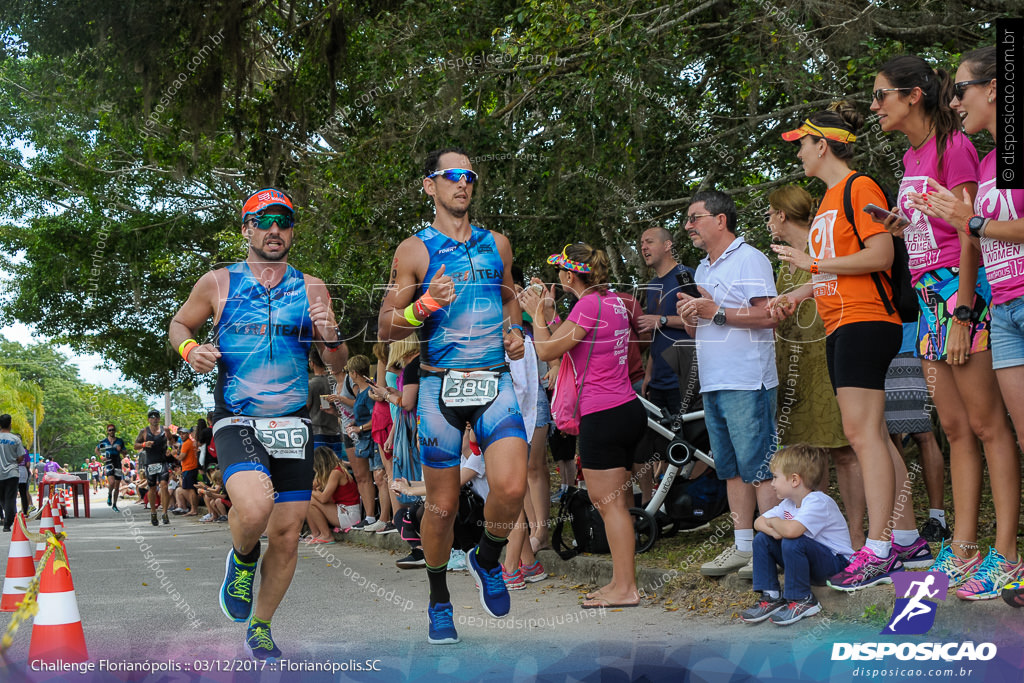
[565,291,635,417]
[897,131,980,281]
[976,150,1024,305]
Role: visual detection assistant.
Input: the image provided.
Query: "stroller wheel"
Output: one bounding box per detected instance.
[629,507,658,554]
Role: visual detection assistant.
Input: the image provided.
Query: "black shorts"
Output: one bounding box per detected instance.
[212,414,314,503]
[144,462,170,486]
[578,398,648,471]
[104,464,123,480]
[181,469,198,490]
[548,424,577,463]
[826,321,902,392]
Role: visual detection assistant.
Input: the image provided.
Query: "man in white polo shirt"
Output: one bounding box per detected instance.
[676,190,780,577]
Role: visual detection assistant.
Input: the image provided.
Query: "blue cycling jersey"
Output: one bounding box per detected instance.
[97,438,124,468]
[415,225,505,369]
[214,262,314,417]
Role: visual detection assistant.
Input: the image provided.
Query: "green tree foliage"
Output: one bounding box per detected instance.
[0,365,42,443]
[0,1,1006,388]
[0,339,151,459]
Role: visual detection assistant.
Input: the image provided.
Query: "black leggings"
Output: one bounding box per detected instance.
[0,477,17,531]
[18,482,30,515]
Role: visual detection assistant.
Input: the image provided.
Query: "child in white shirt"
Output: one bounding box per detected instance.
[740,444,854,626]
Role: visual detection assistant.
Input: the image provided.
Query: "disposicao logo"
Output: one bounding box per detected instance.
[831,571,997,663]
[883,571,948,635]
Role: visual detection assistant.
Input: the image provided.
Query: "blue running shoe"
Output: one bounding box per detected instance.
[220,549,257,622]
[467,546,510,618]
[245,620,282,661]
[427,602,460,644]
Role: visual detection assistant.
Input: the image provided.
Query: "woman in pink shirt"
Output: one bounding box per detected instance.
[872,55,1020,599]
[520,243,647,609]
[908,46,1024,604]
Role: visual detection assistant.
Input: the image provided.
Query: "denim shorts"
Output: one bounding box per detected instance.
[353,436,382,472]
[535,385,552,429]
[990,296,1024,370]
[703,387,777,483]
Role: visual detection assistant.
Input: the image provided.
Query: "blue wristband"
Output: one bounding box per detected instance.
[509,324,524,336]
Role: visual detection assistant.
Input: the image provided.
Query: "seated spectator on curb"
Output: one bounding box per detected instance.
[740,445,854,626]
[306,446,361,541]
[198,470,229,522]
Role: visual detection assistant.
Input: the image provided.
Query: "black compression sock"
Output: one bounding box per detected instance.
[235,542,261,565]
[426,563,450,604]
[474,529,508,571]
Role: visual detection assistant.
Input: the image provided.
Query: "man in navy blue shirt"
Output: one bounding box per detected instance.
[635,227,695,503]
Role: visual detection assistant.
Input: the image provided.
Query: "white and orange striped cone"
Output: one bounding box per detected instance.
[1,513,35,612]
[28,537,88,663]
[59,488,69,518]
[35,503,55,563]
[50,496,63,536]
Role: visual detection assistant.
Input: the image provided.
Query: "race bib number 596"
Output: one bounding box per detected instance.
[252,418,309,460]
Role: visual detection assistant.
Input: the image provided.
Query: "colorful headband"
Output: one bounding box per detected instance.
[781,120,857,143]
[546,244,592,273]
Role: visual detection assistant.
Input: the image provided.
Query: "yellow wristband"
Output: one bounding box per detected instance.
[403,303,423,327]
[178,339,199,361]
[178,338,197,357]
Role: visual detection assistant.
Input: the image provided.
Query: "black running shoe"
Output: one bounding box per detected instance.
[920,517,952,543]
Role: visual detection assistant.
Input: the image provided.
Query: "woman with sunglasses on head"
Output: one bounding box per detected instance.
[906,46,1024,602]
[873,55,1021,599]
[769,101,920,591]
[519,243,647,609]
[766,186,865,550]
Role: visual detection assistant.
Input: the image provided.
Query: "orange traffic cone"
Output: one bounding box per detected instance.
[1,513,35,612]
[51,496,63,535]
[35,502,54,563]
[28,539,88,663]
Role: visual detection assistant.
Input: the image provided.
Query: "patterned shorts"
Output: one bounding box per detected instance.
[914,267,992,362]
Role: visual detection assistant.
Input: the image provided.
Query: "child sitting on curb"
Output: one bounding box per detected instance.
[740,444,854,626]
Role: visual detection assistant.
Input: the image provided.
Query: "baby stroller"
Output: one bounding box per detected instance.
[629,343,728,553]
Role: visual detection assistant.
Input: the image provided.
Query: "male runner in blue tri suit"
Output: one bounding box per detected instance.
[96,424,125,511]
[378,147,529,644]
[169,188,348,661]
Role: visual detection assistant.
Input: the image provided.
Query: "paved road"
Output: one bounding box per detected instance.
[0,493,1017,682]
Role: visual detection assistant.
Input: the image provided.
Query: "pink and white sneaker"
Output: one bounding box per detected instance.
[827,547,903,592]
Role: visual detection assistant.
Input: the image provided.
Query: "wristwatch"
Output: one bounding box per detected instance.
[659,315,668,328]
[967,215,989,238]
[712,306,727,326]
[953,305,972,323]
[322,326,343,349]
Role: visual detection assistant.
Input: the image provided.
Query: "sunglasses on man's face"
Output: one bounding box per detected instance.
[427,168,478,184]
[954,79,990,101]
[245,213,295,230]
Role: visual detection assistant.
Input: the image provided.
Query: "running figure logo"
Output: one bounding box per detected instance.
[882,572,949,635]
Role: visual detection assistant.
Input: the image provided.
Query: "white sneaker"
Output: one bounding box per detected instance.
[700,545,753,577]
[362,520,386,533]
[448,549,468,572]
[737,557,754,580]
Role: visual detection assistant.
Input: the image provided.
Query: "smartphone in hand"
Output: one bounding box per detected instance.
[675,271,701,299]
[863,203,910,228]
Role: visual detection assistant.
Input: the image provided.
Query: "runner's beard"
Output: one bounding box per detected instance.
[439,196,469,219]
[250,242,291,261]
